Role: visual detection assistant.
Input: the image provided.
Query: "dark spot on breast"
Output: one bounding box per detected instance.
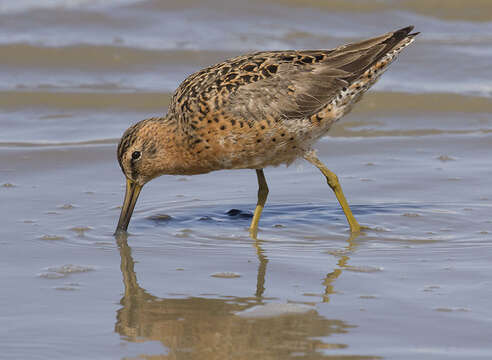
[266,64,278,73]
[214,118,219,123]
[194,139,202,144]
[230,119,236,125]
[342,87,347,91]
[205,145,210,149]
[239,121,244,128]
[272,138,276,142]
[220,125,226,130]
[290,137,294,141]
[281,133,285,137]
[208,119,212,123]
[256,139,261,143]
[261,125,265,130]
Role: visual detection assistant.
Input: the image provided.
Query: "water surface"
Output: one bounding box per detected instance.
[1,1,492,359]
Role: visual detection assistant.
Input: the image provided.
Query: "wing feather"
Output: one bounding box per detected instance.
[168,26,415,128]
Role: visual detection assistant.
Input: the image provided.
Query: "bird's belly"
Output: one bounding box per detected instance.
[204,119,332,170]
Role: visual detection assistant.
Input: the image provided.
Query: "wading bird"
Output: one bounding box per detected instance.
[115,26,418,237]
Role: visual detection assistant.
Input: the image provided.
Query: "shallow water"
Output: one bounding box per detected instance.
[1,1,492,359]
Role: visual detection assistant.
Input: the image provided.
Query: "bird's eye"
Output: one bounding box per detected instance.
[131,151,141,160]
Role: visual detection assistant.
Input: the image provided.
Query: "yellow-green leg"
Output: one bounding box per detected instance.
[249,169,269,238]
[304,151,361,233]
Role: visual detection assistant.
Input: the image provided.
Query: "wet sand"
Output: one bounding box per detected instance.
[1,1,492,359]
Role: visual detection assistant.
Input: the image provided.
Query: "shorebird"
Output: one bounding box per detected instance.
[115,26,418,237]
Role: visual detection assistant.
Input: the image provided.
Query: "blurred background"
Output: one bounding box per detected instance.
[1,1,492,359]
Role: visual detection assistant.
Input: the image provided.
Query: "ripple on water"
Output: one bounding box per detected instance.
[38,272,65,279]
[359,295,379,299]
[423,285,441,292]
[437,155,456,162]
[40,235,65,241]
[54,285,79,291]
[434,307,470,312]
[38,264,95,279]
[235,303,314,318]
[344,265,383,273]
[402,213,421,217]
[226,209,253,218]
[46,264,95,274]
[147,213,173,222]
[58,203,75,210]
[173,229,193,238]
[210,272,242,279]
[69,226,93,236]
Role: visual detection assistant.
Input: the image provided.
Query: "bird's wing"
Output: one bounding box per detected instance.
[168,26,415,126]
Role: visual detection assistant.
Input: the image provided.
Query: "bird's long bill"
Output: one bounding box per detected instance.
[115,178,142,235]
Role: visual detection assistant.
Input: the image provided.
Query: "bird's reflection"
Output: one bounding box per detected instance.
[114,233,359,359]
[322,234,358,303]
[253,238,268,298]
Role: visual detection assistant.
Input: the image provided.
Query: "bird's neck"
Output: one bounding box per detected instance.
[151,116,215,176]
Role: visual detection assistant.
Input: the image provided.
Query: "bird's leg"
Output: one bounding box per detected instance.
[304,151,361,233]
[249,169,269,238]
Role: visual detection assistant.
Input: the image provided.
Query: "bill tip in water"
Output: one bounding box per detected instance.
[114,227,128,237]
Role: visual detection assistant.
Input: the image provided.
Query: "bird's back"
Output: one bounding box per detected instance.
[166,26,418,172]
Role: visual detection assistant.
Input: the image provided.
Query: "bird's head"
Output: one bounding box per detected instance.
[115,118,164,234]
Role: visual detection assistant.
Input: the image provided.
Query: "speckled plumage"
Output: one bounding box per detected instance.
[115,26,418,235]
